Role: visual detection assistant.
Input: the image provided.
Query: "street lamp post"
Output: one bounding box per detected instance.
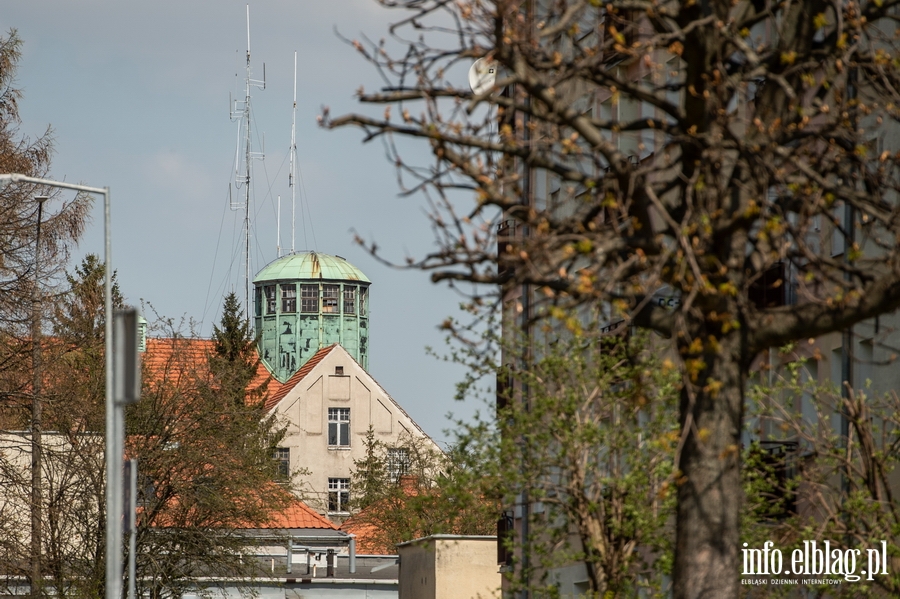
[30,194,48,599]
[0,174,121,599]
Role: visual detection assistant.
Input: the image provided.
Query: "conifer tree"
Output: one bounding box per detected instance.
[210,291,262,406]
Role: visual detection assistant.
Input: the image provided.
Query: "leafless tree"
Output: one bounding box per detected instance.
[327,0,900,596]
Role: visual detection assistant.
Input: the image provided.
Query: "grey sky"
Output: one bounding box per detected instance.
[4,1,486,445]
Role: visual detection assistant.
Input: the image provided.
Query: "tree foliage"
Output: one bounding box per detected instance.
[348,426,498,554]
[738,354,900,598]
[0,30,93,598]
[327,0,900,595]
[209,292,262,406]
[0,28,91,426]
[127,302,288,599]
[445,323,680,597]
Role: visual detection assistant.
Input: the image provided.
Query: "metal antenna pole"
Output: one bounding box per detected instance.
[290,51,297,254]
[244,5,252,314]
[229,4,264,315]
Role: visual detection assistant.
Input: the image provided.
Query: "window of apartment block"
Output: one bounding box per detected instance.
[748,441,799,520]
[328,478,350,513]
[274,447,290,478]
[281,284,297,313]
[301,284,318,313]
[323,285,340,313]
[618,93,641,158]
[328,408,350,447]
[265,285,277,315]
[343,285,356,314]
[387,447,411,483]
[798,360,819,435]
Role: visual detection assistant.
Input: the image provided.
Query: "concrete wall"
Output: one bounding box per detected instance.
[398,536,500,599]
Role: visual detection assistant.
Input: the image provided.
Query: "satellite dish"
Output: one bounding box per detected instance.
[468,57,499,95]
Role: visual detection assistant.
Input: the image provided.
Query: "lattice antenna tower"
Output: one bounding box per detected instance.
[230,4,266,314]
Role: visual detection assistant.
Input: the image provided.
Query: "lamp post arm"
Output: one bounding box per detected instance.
[0,173,117,599]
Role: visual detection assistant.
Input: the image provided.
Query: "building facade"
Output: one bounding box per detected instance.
[253,252,438,518]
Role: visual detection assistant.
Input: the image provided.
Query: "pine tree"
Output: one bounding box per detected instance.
[351,426,388,511]
[210,292,262,406]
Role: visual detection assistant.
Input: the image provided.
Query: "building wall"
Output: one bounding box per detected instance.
[397,536,500,599]
[268,345,440,517]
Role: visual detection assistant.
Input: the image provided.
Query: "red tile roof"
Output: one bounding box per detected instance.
[143,337,283,401]
[263,344,337,412]
[339,517,384,554]
[258,494,338,530]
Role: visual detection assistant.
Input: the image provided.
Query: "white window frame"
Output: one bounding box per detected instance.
[328,477,350,513]
[328,407,351,447]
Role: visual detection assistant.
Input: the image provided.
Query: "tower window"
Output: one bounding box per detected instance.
[264,285,277,315]
[301,285,318,312]
[343,286,356,314]
[254,286,262,317]
[328,408,350,447]
[359,287,368,316]
[323,285,340,313]
[328,478,350,513]
[281,284,297,313]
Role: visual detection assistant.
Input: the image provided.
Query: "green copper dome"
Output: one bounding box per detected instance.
[253,251,371,382]
[254,252,370,284]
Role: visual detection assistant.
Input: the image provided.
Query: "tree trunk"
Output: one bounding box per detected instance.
[672,332,744,599]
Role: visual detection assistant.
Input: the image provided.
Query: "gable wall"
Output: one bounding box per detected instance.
[269,346,438,517]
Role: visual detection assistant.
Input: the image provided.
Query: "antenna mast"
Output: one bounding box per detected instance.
[290,51,298,254]
[230,4,265,315]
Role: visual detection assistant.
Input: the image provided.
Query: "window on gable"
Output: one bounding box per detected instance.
[328,408,351,447]
[323,285,340,313]
[274,447,290,478]
[301,284,318,312]
[387,447,411,483]
[328,478,350,513]
[281,284,297,313]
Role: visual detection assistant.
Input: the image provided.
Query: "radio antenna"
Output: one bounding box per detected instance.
[229,4,266,314]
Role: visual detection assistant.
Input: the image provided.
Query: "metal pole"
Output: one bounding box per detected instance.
[286,537,293,574]
[30,195,47,598]
[0,174,115,599]
[349,536,356,574]
[127,460,137,599]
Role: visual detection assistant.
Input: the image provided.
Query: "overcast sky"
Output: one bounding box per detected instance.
[4,1,488,446]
